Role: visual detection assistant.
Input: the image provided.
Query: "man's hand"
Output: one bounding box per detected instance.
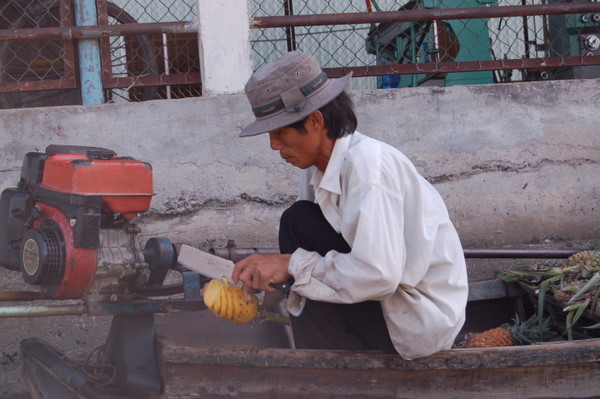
[232,253,292,299]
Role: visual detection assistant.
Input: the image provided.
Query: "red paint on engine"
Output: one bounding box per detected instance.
[40,153,153,219]
[33,202,97,299]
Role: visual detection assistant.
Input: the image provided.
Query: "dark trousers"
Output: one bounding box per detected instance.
[279,200,396,353]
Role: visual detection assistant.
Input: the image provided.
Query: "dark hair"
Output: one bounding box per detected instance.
[287,91,357,139]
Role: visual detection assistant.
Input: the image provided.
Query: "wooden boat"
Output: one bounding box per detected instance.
[21,278,600,399]
[154,279,600,399]
[157,338,600,399]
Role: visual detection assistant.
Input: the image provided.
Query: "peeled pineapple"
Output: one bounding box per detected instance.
[203,277,258,323]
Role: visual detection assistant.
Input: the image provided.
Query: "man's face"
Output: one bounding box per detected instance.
[268,115,327,170]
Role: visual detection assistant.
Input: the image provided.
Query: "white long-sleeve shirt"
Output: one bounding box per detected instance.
[286,132,468,359]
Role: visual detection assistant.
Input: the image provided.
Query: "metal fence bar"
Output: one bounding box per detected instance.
[0,0,201,106]
[104,72,200,89]
[0,78,77,92]
[463,248,585,259]
[251,3,600,27]
[4,3,599,43]
[0,0,79,97]
[2,0,599,105]
[97,0,112,94]
[0,19,199,95]
[1,70,200,93]
[210,246,586,260]
[250,3,600,79]
[325,55,600,77]
[0,22,196,42]
[59,0,77,89]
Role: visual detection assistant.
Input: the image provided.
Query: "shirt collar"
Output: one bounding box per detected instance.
[312,132,355,195]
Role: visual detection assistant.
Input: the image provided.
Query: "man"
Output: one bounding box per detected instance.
[231,51,468,359]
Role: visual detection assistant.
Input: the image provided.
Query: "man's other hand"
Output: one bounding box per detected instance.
[232,253,292,300]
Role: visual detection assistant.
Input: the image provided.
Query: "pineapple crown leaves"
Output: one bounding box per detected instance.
[583,321,600,330]
[501,314,557,345]
[501,253,600,336]
[500,251,600,288]
[534,275,563,326]
[563,298,591,340]
[500,250,600,341]
[497,264,565,285]
[566,272,600,305]
[257,309,291,326]
[558,272,600,339]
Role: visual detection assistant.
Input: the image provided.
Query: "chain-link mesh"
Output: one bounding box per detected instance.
[0,0,78,108]
[250,1,379,89]
[1,0,599,108]
[0,0,199,109]
[102,0,199,103]
[250,0,600,89]
[488,1,549,81]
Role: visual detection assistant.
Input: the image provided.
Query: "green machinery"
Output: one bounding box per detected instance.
[365,0,600,88]
[366,0,497,88]
[546,0,600,80]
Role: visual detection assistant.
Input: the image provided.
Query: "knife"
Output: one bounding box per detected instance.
[175,244,291,293]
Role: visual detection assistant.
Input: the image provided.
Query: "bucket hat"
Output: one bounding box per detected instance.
[240,51,352,137]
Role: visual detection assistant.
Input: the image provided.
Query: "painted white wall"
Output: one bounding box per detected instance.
[197,0,254,95]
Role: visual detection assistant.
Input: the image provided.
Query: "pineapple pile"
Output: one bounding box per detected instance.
[499,249,600,340]
[203,277,259,323]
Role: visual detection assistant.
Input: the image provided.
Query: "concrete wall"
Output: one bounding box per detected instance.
[0,78,599,397]
[2,78,599,249]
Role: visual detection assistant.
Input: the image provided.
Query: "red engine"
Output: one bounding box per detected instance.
[0,145,157,299]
